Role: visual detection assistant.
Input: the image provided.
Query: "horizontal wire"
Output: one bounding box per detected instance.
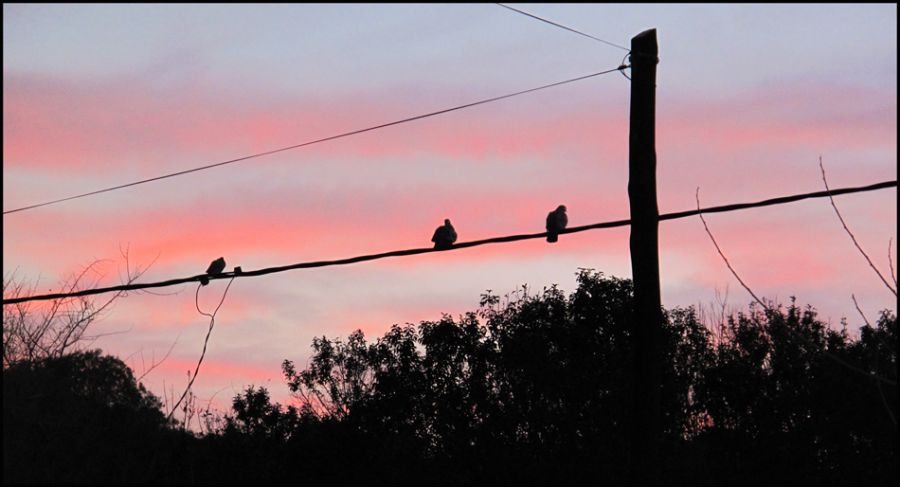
[4,179,894,305]
[3,66,625,216]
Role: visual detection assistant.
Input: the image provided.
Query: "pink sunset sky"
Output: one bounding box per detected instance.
[3,4,897,421]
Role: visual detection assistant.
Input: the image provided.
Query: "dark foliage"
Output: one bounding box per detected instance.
[2,350,186,482]
[3,270,896,484]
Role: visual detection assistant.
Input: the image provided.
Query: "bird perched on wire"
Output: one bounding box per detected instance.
[431,219,457,250]
[200,257,226,286]
[546,205,568,243]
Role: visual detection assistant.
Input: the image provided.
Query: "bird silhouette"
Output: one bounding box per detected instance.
[431,219,457,250]
[200,257,226,286]
[546,205,568,243]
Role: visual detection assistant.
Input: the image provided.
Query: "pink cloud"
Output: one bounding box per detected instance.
[6,72,893,173]
[658,82,896,156]
[4,170,638,280]
[4,73,894,363]
[7,72,893,238]
[152,356,277,382]
[3,72,629,175]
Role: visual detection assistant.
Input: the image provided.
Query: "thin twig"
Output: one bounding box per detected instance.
[696,188,896,387]
[819,157,897,297]
[851,294,872,328]
[889,238,897,288]
[695,188,770,312]
[136,331,182,383]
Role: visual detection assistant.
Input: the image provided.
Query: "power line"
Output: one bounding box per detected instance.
[3,66,626,216]
[166,277,236,422]
[496,3,630,51]
[4,179,894,305]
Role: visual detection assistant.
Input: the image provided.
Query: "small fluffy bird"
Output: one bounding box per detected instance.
[431,219,458,250]
[200,257,227,286]
[546,205,568,243]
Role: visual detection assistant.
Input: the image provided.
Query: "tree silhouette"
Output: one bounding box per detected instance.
[688,301,897,484]
[2,270,894,483]
[276,270,717,482]
[276,270,895,484]
[2,350,172,482]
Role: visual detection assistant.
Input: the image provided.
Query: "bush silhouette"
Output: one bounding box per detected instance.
[3,350,174,482]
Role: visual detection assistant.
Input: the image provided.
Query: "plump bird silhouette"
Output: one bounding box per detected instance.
[431,219,457,250]
[546,205,568,243]
[200,257,226,286]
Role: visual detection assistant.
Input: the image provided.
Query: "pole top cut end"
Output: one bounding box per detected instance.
[631,28,658,58]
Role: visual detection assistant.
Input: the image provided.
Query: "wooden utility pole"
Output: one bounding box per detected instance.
[627,28,661,485]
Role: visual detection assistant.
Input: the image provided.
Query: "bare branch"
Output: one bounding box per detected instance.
[82,324,134,344]
[695,188,770,313]
[2,252,157,367]
[890,238,897,288]
[851,294,872,328]
[136,332,181,383]
[819,157,897,297]
[696,187,896,387]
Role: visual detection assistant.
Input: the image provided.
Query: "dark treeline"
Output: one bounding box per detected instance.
[3,270,896,484]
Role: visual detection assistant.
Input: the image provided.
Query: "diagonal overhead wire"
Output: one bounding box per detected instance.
[3,66,626,216]
[4,179,894,305]
[496,3,630,51]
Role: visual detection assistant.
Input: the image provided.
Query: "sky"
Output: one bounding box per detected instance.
[3,3,897,424]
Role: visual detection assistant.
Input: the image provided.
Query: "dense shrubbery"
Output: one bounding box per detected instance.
[2,350,185,482]
[3,270,896,483]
